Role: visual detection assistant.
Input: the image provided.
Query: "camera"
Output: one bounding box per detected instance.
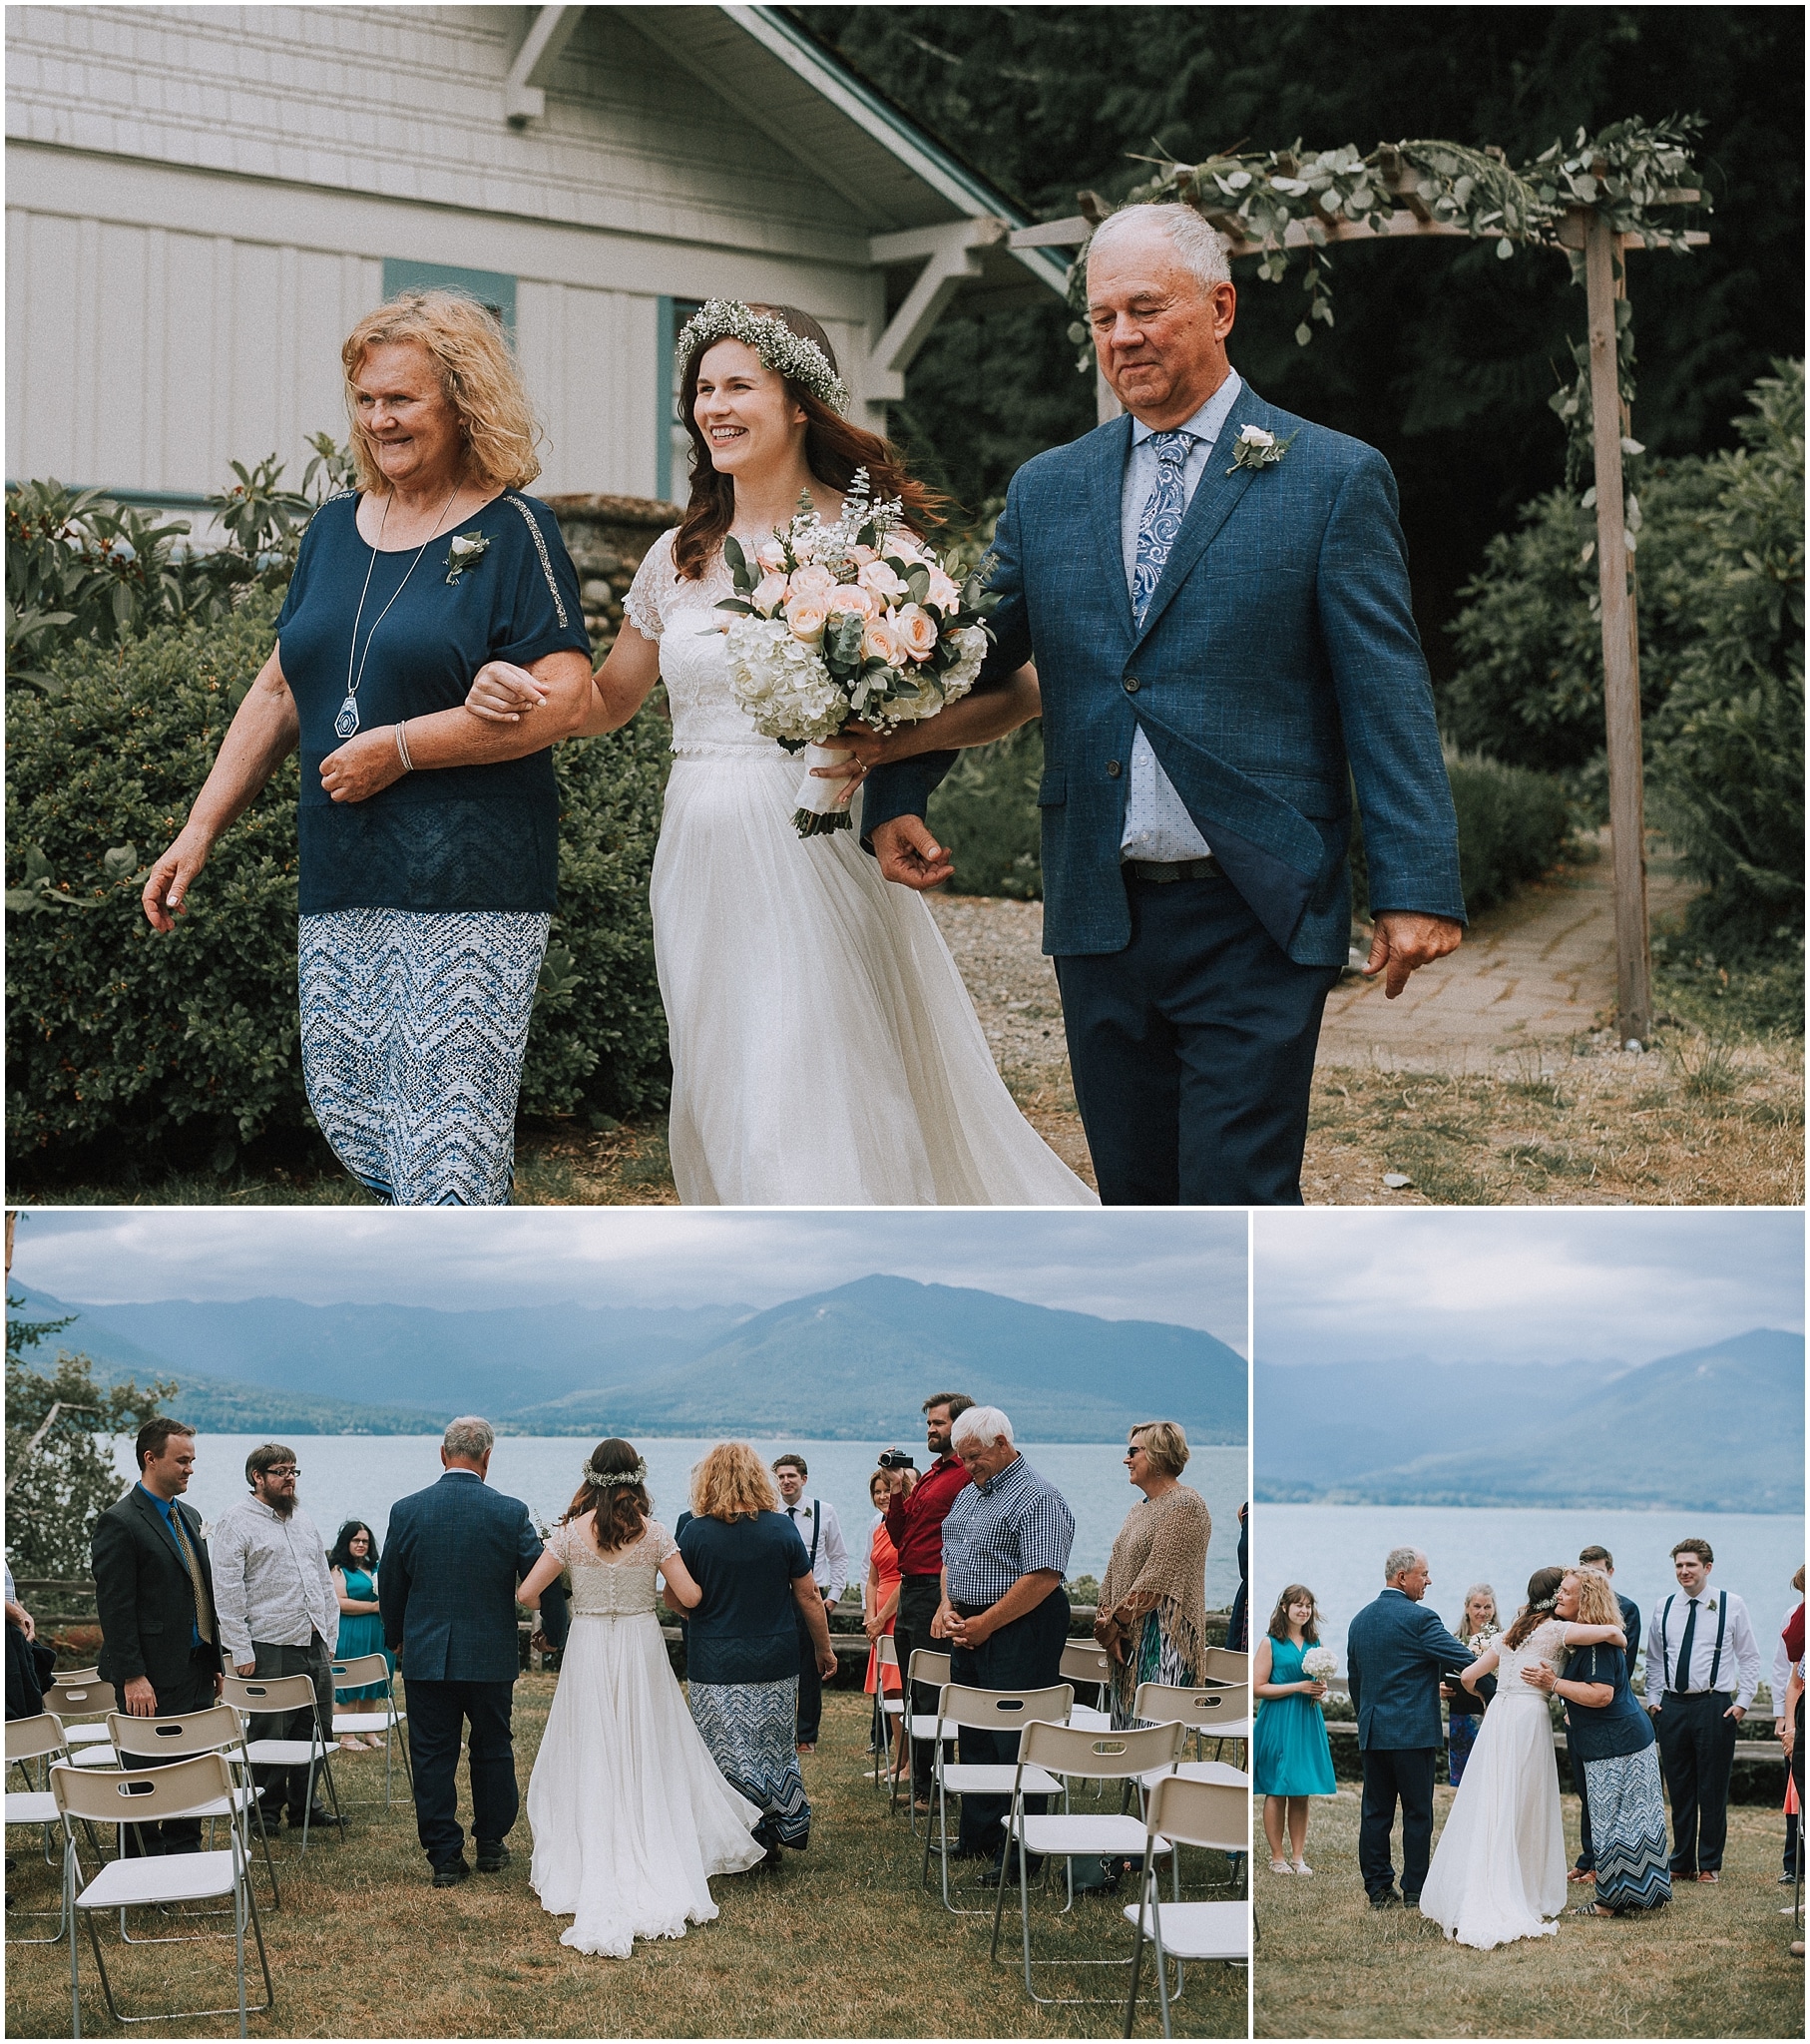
[876,1447,916,1471]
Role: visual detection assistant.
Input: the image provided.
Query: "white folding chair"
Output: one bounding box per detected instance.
[1128,1680,1252,1890]
[327,1651,412,1811]
[1199,1647,1249,1688]
[107,1706,279,1911]
[1061,1640,1115,1722]
[1123,1775,1249,2037]
[7,1714,75,1944]
[51,1753,274,2038]
[871,1635,905,1789]
[40,1680,118,1766]
[922,1681,1072,1913]
[990,1719,1185,2005]
[892,1647,958,1831]
[221,1673,343,1853]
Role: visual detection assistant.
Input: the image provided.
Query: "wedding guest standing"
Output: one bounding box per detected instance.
[142,287,595,1205]
[862,1469,908,1770]
[329,1520,393,1749]
[1095,1422,1211,1723]
[1253,1584,1336,1874]
[1772,1564,1805,1883]
[1523,1568,1670,1918]
[1228,1502,1249,1654]
[1442,1585,1500,1789]
[1642,1537,1761,1882]
[931,1405,1075,1875]
[1570,1544,1643,1885]
[770,1454,847,1754]
[885,1394,974,1808]
[679,1445,836,1861]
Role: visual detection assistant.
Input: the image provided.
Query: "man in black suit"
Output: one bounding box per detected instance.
[1571,1545,1645,1886]
[92,1417,223,1853]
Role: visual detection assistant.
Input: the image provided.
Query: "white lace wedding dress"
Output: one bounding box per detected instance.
[1418,1619,1568,1950]
[526,1518,765,1956]
[626,532,1098,1206]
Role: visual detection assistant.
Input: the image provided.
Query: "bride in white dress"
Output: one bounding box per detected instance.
[517,1442,765,1956]
[1419,1566,1628,1951]
[467,300,1096,1207]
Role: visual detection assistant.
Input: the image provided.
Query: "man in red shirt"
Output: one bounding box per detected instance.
[884,1392,973,1809]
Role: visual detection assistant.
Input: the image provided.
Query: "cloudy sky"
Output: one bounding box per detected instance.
[10,1209,1250,1352]
[1255,1209,1803,1368]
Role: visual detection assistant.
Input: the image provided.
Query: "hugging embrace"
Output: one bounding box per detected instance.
[145,200,1462,1208]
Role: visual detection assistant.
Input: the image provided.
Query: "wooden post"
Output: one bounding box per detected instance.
[1582,209,1652,1044]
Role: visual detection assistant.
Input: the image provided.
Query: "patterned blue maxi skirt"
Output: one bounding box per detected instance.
[298,908,550,1207]
[1583,1745,1671,1912]
[687,1678,811,1848]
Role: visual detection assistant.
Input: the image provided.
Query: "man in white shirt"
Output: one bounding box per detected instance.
[212,1442,340,1829]
[1642,1536,1761,1880]
[772,1453,847,1754]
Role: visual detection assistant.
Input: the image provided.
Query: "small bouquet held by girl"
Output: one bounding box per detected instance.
[715,470,997,837]
[1300,1646,1337,1688]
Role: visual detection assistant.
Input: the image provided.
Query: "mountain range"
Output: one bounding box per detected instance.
[1255,1328,1802,1512]
[8,1275,1247,1444]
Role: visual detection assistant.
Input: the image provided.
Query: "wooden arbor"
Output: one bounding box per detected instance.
[1012,172,1708,1043]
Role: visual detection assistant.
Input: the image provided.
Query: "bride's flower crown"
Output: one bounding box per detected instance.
[677,299,850,416]
[584,1457,648,1489]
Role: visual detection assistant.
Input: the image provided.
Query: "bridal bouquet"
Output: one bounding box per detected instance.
[1300,1647,1337,1684]
[716,470,996,836]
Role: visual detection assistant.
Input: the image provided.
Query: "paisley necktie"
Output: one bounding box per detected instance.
[1131,431,1194,629]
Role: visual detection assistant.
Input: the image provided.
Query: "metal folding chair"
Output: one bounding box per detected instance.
[1125,1679,1252,1891]
[1198,1647,1249,1688]
[221,1673,343,1853]
[989,1718,1185,2006]
[870,1635,905,1789]
[106,1706,280,1912]
[922,1681,1072,1913]
[1123,1775,1249,2037]
[7,1714,75,1943]
[892,1647,958,1831]
[327,1652,412,1811]
[40,1680,118,1766]
[51,1753,274,2038]
[1060,1640,1116,1726]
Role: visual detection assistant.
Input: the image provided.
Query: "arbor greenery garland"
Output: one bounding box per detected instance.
[1066,116,1707,510]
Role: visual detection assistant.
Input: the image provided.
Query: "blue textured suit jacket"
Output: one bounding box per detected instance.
[1346,1588,1480,1752]
[863,381,1465,965]
[379,1471,566,1685]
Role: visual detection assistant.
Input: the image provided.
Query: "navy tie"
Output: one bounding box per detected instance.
[1674,1597,1699,1692]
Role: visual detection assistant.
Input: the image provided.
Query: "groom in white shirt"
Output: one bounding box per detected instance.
[773,1454,847,1754]
[1643,1536,1761,1880]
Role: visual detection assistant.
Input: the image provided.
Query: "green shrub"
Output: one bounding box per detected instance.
[928,721,1044,899]
[1351,750,1574,922]
[6,594,670,1172]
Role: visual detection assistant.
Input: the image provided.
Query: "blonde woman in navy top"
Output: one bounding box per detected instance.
[142,290,594,1203]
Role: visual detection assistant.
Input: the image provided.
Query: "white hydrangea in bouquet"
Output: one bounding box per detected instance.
[716,469,997,837]
[1301,1646,1338,1685]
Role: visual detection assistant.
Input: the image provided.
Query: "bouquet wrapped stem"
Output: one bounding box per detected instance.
[793,744,857,836]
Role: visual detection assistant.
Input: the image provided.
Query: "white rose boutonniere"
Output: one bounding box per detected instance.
[1226,424,1296,476]
[445,530,492,585]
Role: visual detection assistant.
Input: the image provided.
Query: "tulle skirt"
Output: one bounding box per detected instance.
[1420,1695,1566,1950]
[526,1611,765,1957]
[651,753,1098,1207]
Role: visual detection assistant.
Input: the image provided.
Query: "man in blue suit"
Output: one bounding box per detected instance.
[864,203,1464,1204]
[1346,1546,1479,1910]
[381,1416,569,1888]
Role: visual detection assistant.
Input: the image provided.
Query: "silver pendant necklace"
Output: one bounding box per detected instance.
[334,482,463,740]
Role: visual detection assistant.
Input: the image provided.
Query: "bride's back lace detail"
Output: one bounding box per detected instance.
[550,1517,677,1618]
[1492,1619,1568,1698]
[625,530,790,762]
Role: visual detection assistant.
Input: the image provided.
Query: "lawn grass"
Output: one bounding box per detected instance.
[1253,1781,1802,2038]
[4,1687,1245,2039]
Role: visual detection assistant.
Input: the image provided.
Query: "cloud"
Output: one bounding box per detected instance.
[1254,1209,1803,1367]
[10,1208,1250,1353]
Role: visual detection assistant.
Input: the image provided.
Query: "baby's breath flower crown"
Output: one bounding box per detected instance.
[677,300,850,416]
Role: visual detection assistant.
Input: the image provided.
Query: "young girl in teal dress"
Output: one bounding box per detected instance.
[328,1520,393,1750]
[1253,1583,1337,1874]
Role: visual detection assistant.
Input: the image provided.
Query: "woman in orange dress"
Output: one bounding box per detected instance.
[862,1468,912,1774]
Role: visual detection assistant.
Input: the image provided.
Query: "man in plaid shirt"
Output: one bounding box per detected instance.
[932,1405,1076,1873]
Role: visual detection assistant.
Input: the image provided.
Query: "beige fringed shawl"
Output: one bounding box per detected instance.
[1097,1484,1212,1713]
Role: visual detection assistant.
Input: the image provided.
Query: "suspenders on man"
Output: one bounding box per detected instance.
[789,1500,826,1752]
[1654,1588,1739,1877]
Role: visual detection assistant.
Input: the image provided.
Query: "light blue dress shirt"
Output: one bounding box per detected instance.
[1118,369,1243,861]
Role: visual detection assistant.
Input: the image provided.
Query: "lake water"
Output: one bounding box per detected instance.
[115,1437,1248,1608]
[1256,1504,1804,1681]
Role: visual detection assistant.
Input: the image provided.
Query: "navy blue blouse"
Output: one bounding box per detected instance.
[1565,1641,1656,1764]
[678,1513,813,1688]
[276,490,590,915]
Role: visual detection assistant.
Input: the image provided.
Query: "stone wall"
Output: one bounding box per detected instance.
[543,492,682,658]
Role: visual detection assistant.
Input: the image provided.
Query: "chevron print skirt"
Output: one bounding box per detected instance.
[298,908,550,1206]
[1583,1745,1672,1912]
[687,1678,811,1847]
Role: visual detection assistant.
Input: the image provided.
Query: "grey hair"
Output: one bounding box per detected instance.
[443,1416,495,1460]
[952,1404,1014,1449]
[1462,1583,1498,1620]
[1088,203,1232,292]
[1384,1546,1426,1584]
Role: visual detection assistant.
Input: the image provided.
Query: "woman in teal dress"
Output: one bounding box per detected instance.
[1253,1583,1336,1874]
[328,1520,393,1750]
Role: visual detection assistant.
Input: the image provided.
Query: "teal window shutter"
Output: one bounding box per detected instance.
[658,297,705,505]
[381,259,517,340]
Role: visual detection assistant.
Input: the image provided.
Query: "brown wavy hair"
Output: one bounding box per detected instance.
[1266,1584,1321,1647]
[560,1438,651,1554]
[689,1441,777,1523]
[671,304,946,582]
[1503,1566,1569,1650]
[1569,1567,1621,1629]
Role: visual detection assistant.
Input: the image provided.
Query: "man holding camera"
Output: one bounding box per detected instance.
[883,1392,974,1808]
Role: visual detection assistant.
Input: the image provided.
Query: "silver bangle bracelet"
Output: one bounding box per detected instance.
[394,720,414,773]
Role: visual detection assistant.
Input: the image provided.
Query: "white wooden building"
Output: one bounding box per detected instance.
[5,3,1067,512]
